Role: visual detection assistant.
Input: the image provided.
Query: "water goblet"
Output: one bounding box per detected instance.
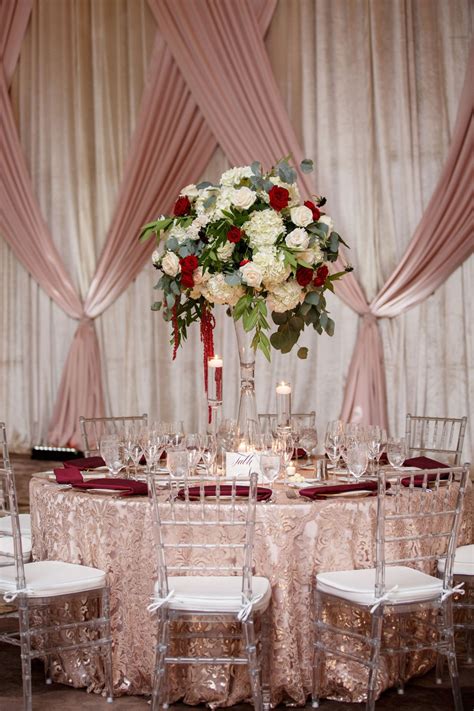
[201,434,217,476]
[167,449,189,480]
[260,453,281,491]
[345,442,369,480]
[185,433,203,476]
[142,428,167,473]
[387,437,407,469]
[100,434,126,478]
[298,426,318,469]
[324,422,343,470]
[124,425,143,479]
[366,425,384,474]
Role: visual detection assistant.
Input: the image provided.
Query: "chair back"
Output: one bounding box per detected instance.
[405,414,467,465]
[79,414,148,456]
[0,467,26,586]
[375,466,469,599]
[148,470,259,602]
[0,422,10,468]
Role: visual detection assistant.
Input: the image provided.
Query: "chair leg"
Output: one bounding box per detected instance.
[396,613,406,695]
[443,598,463,711]
[311,588,324,709]
[259,607,272,711]
[243,616,263,711]
[101,587,114,703]
[366,607,383,711]
[151,609,170,711]
[435,651,444,684]
[18,600,33,711]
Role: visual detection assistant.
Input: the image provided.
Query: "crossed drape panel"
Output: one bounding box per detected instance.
[0,0,276,447]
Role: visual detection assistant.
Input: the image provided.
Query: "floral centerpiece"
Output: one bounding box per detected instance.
[140,158,351,366]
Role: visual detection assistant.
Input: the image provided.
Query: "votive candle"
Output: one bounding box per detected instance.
[276,381,292,429]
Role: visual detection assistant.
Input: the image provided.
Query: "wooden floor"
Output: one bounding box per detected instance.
[1,454,473,710]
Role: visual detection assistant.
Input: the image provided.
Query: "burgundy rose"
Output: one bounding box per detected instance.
[316,265,329,279]
[313,275,325,287]
[268,185,289,211]
[304,200,321,222]
[181,271,195,289]
[227,226,243,243]
[173,196,191,216]
[179,255,199,273]
[296,266,313,287]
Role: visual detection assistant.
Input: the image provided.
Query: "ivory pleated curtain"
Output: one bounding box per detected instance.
[1,0,472,457]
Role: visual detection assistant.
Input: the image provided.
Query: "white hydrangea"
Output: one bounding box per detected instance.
[194,188,217,216]
[216,241,235,261]
[244,209,285,248]
[231,187,257,211]
[267,280,304,313]
[187,214,210,240]
[202,274,245,306]
[253,247,291,288]
[213,186,234,219]
[285,227,310,250]
[161,251,181,277]
[220,166,253,187]
[152,249,161,266]
[167,224,188,244]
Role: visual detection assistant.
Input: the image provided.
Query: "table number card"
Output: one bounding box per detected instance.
[225,451,262,479]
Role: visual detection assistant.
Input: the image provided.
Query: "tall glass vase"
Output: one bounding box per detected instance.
[233,317,260,438]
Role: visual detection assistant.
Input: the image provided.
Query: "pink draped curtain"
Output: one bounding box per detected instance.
[1,0,472,444]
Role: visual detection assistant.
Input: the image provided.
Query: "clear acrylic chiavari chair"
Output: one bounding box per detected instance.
[405,414,467,465]
[312,465,470,711]
[0,422,31,550]
[147,469,272,711]
[0,465,114,711]
[79,413,148,456]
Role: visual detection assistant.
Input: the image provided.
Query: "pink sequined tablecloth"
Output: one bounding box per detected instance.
[29,478,472,706]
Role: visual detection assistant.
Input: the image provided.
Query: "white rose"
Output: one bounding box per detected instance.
[216,242,235,261]
[180,183,200,199]
[290,205,313,227]
[285,227,310,250]
[240,262,263,288]
[152,249,161,266]
[318,214,334,235]
[231,187,257,211]
[267,280,304,313]
[299,246,324,265]
[161,251,180,277]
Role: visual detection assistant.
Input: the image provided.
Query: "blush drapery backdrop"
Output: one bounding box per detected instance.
[0,0,472,456]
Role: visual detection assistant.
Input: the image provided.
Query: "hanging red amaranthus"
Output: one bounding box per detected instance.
[171,302,179,361]
[200,303,215,395]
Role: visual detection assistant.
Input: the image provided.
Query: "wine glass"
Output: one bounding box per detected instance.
[124,425,143,479]
[345,442,369,480]
[387,437,407,469]
[273,432,294,475]
[185,433,203,476]
[100,434,126,477]
[260,453,281,491]
[141,428,167,472]
[298,426,318,468]
[201,434,218,476]
[366,425,384,474]
[324,420,344,469]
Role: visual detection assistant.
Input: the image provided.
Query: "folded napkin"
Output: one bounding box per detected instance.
[54,467,147,495]
[292,448,307,460]
[63,456,105,470]
[299,480,380,500]
[177,484,272,502]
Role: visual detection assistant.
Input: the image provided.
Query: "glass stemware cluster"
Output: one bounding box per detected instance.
[323,421,389,481]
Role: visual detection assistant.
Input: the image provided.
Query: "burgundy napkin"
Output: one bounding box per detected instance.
[402,456,448,470]
[71,478,148,496]
[54,467,147,495]
[63,456,105,470]
[292,448,307,460]
[299,480,380,500]
[177,484,272,502]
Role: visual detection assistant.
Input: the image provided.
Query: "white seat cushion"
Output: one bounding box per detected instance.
[438,544,474,576]
[317,566,443,606]
[0,514,32,536]
[0,560,106,598]
[159,576,272,616]
[0,534,32,563]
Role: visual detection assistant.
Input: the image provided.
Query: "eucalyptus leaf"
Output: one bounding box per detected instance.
[251,161,262,177]
[320,312,328,330]
[203,195,216,209]
[289,316,304,333]
[224,272,243,286]
[262,179,274,192]
[297,347,308,359]
[300,159,314,174]
[316,221,329,235]
[330,232,339,253]
[151,301,162,311]
[304,291,320,306]
[166,237,179,251]
[325,316,335,337]
[169,281,181,295]
[271,311,289,325]
[196,181,214,190]
[166,293,176,308]
[278,162,297,184]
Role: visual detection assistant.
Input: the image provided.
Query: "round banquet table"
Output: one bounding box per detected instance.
[29,476,472,707]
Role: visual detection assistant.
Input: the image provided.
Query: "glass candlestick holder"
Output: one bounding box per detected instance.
[207,355,223,434]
